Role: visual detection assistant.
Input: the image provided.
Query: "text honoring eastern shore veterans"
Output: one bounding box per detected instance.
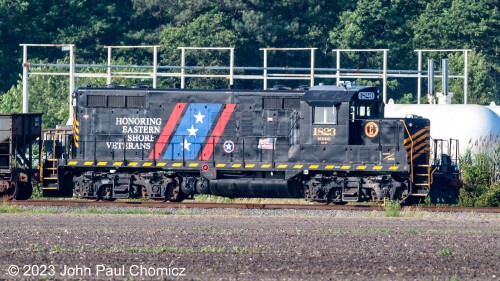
[106,117,162,150]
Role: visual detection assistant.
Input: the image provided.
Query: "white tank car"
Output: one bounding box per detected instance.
[384,104,500,155]
[487,104,500,118]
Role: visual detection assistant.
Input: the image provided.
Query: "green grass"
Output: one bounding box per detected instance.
[200,247,226,253]
[384,200,401,217]
[72,207,170,215]
[35,245,233,254]
[0,203,58,214]
[324,228,417,235]
[231,246,249,254]
[0,203,20,213]
[32,244,85,253]
[193,194,313,205]
[436,248,453,256]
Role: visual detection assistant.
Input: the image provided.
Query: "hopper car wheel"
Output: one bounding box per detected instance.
[14,182,33,200]
[0,181,17,201]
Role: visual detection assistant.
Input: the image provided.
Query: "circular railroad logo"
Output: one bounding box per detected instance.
[364,122,379,138]
[223,140,235,153]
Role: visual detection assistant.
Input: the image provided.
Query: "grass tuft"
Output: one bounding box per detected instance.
[436,248,453,256]
[0,203,20,213]
[384,200,400,217]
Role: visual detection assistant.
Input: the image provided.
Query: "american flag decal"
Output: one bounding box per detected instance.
[149,103,235,160]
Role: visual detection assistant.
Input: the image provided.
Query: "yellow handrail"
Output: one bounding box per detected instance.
[400,120,414,182]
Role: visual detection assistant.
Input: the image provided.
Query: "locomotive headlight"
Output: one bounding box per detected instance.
[408,122,413,127]
[304,170,309,175]
[110,169,116,173]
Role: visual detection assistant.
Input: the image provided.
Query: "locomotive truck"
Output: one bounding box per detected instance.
[2,84,462,204]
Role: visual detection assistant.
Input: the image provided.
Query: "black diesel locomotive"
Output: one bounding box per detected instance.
[5,85,462,204]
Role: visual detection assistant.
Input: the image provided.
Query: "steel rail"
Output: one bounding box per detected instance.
[4,200,500,213]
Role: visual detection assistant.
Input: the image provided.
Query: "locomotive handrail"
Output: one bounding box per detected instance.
[401,120,414,182]
[430,166,438,184]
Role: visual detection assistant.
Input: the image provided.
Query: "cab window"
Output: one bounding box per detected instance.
[314,106,337,124]
[350,102,378,120]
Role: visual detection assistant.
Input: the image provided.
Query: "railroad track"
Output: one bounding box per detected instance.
[4,199,500,213]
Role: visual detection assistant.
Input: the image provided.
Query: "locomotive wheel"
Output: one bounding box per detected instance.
[332,201,348,205]
[165,180,186,203]
[96,186,116,202]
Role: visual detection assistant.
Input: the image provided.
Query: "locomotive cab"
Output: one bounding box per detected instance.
[299,85,385,163]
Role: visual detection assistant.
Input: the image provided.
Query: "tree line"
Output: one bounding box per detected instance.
[1,0,499,127]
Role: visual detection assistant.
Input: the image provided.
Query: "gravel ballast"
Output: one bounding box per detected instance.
[0,207,499,280]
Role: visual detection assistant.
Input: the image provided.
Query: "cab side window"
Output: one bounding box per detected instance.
[314,106,337,124]
[350,102,378,120]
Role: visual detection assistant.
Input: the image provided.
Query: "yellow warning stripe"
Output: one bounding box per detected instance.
[403,126,430,145]
[61,161,400,172]
[405,132,430,150]
[413,140,430,153]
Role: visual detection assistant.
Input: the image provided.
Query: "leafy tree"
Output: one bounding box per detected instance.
[412,0,500,104]
[0,71,69,128]
[328,0,424,100]
[0,65,111,128]
[0,0,29,90]
[159,10,247,89]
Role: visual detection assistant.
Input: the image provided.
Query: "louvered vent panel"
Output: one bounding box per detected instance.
[284,98,300,109]
[87,95,106,107]
[126,96,145,108]
[263,98,282,109]
[108,96,126,108]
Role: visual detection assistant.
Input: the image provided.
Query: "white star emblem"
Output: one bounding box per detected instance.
[187,125,198,137]
[194,111,205,124]
[181,139,191,151]
[225,142,233,151]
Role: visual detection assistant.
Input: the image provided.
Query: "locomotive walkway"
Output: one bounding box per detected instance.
[5,199,500,213]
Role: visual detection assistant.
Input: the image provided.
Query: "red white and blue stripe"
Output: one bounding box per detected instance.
[149,103,235,160]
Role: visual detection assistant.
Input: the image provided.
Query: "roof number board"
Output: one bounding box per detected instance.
[358,92,375,100]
